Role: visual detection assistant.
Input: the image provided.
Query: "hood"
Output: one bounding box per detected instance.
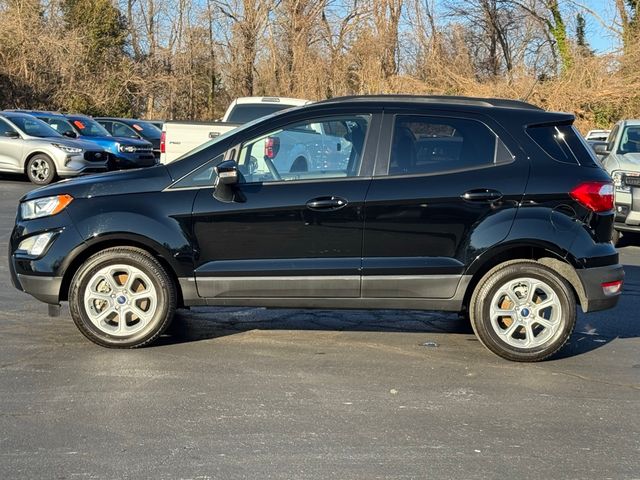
[42,136,106,151]
[615,152,640,170]
[22,165,173,201]
[112,136,153,147]
[77,135,152,151]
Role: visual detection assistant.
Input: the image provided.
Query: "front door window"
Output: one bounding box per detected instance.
[236,115,370,183]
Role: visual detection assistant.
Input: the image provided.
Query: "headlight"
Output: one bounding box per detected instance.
[17,232,55,257]
[118,144,136,153]
[52,143,83,154]
[611,171,631,193]
[21,194,73,220]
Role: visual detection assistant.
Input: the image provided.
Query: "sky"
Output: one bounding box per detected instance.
[581,0,620,53]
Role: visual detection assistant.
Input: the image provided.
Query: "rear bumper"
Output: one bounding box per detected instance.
[576,263,625,312]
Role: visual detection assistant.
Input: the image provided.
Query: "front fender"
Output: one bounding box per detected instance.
[66,190,197,277]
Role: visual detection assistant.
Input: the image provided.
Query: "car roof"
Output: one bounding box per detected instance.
[7,109,68,118]
[1,111,39,119]
[621,120,640,127]
[95,117,150,123]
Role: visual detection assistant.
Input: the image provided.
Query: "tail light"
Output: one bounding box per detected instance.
[265,137,280,159]
[570,181,614,212]
[160,131,166,154]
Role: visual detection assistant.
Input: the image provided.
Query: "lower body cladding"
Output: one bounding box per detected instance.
[179,263,624,312]
[180,274,470,311]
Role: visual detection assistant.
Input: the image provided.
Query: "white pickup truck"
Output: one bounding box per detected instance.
[160,96,311,163]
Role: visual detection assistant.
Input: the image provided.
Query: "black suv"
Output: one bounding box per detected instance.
[9,96,624,361]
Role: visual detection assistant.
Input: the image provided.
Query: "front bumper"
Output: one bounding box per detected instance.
[576,263,625,312]
[13,272,63,304]
[56,152,108,177]
[109,152,157,170]
[613,187,640,232]
[9,211,85,305]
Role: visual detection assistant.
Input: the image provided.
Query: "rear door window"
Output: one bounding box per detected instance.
[387,115,509,175]
[527,124,599,167]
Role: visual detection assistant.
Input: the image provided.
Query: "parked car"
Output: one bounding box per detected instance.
[147,120,164,131]
[598,120,640,244]
[160,96,311,164]
[585,129,611,141]
[13,111,156,170]
[9,95,623,362]
[588,140,608,161]
[0,112,107,184]
[96,117,162,160]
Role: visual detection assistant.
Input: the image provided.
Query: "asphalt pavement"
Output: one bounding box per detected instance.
[0,175,638,479]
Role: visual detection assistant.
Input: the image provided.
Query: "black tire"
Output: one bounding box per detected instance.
[290,156,308,173]
[26,154,56,185]
[68,247,176,348]
[469,260,576,362]
[612,229,621,247]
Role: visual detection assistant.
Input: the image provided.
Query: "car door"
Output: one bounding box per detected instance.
[362,110,528,299]
[190,112,380,299]
[0,119,24,171]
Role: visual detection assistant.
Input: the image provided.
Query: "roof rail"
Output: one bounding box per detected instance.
[314,94,543,111]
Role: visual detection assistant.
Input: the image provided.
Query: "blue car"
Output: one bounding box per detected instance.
[13,111,156,170]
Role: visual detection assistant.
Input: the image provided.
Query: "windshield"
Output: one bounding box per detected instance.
[618,125,640,154]
[7,115,62,138]
[227,104,292,123]
[68,117,111,137]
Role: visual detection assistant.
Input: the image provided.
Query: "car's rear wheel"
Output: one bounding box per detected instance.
[612,229,621,246]
[26,154,56,185]
[290,156,308,172]
[69,247,176,348]
[469,260,576,362]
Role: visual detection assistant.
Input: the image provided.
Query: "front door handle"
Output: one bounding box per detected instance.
[306,196,348,211]
[461,189,503,202]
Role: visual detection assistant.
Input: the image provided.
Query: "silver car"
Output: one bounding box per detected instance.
[0,112,108,184]
[599,119,640,243]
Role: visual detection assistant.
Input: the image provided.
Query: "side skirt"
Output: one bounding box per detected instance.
[178,276,471,312]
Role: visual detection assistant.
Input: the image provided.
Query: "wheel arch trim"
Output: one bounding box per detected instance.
[58,233,185,306]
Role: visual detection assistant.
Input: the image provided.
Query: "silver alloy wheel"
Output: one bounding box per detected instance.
[30,158,50,182]
[489,277,563,349]
[84,264,158,337]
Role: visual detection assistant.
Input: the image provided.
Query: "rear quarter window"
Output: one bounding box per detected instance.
[527,125,599,167]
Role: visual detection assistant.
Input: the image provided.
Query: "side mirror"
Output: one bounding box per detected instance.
[63,131,78,138]
[215,160,239,186]
[4,130,19,139]
[594,144,610,156]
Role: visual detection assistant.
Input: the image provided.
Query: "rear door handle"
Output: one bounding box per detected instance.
[306,196,348,211]
[461,189,503,202]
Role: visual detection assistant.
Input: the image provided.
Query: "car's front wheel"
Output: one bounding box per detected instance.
[26,154,56,185]
[469,260,576,362]
[69,247,176,348]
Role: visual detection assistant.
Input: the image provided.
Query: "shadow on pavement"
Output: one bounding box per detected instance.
[155,264,640,360]
[157,307,473,347]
